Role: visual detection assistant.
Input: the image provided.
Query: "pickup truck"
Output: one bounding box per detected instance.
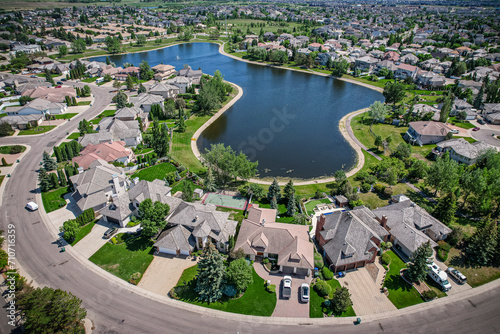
[282,276,292,299]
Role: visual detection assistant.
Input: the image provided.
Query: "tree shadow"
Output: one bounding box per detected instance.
[125,235,153,252]
[384,274,414,293]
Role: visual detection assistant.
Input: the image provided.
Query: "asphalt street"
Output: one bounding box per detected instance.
[0,82,499,334]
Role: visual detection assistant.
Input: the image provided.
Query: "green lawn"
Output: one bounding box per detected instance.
[218,18,302,35]
[305,198,332,215]
[449,117,475,129]
[424,277,447,298]
[77,101,92,106]
[67,132,80,140]
[170,178,201,195]
[310,279,356,318]
[0,175,4,187]
[445,248,500,288]
[70,220,97,246]
[54,113,78,120]
[453,136,477,143]
[131,163,177,182]
[89,235,154,284]
[18,125,56,136]
[41,186,70,213]
[254,198,295,223]
[174,265,276,316]
[383,251,423,309]
[0,113,7,118]
[0,145,26,154]
[82,77,98,83]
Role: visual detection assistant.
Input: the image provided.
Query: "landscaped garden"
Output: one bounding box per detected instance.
[0,145,26,154]
[18,125,56,136]
[89,234,154,284]
[41,186,70,213]
[70,220,97,246]
[310,278,356,318]
[305,198,332,215]
[131,162,177,182]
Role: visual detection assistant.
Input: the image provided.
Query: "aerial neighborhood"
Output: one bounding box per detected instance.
[0,0,499,332]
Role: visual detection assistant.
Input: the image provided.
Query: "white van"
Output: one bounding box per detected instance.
[427,262,452,291]
[26,202,39,211]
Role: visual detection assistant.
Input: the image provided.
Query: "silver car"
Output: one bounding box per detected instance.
[300,283,310,303]
[446,267,467,284]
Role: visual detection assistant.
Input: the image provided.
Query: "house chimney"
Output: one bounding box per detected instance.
[381,215,388,229]
[261,218,266,226]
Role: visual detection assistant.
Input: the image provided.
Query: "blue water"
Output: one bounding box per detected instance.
[92,43,384,179]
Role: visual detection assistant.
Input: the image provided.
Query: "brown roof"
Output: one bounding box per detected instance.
[409,121,451,136]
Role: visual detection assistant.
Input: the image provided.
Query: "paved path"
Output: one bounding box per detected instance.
[253,262,311,318]
[46,193,81,232]
[72,219,115,259]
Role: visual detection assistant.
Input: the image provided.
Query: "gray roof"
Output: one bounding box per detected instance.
[154,225,196,252]
[436,138,493,161]
[319,206,388,268]
[114,107,142,120]
[130,93,164,106]
[78,132,113,147]
[97,118,141,142]
[1,114,43,125]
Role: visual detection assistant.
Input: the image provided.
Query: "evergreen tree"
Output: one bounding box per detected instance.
[126,75,134,90]
[71,96,77,106]
[66,144,74,160]
[465,220,498,267]
[49,173,59,190]
[286,193,297,217]
[38,168,51,192]
[42,151,57,171]
[433,192,457,226]
[61,147,68,162]
[331,286,353,315]
[270,196,278,210]
[439,93,452,123]
[177,114,186,132]
[58,169,67,187]
[138,83,146,94]
[195,242,225,303]
[283,179,295,203]
[181,179,193,202]
[406,241,433,283]
[204,167,217,192]
[267,178,281,203]
[473,85,484,109]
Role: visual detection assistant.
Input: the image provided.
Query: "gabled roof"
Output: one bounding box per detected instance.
[72,141,131,170]
[436,138,493,161]
[409,121,451,137]
[154,225,196,252]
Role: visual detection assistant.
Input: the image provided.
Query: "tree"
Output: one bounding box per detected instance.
[58,44,68,58]
[38,168,51,192]
[136,34,147,47]
[283,179,295,203]
[112,80,122,91]
[383,81,406,105]
[331,57,350,77]
[177,114,186,132]
[58,169,67,187]
[465,220,498,267]
[286,193,296,216]
[226,258,253,293]
[71,38,86,53]
[78,119,94,136]
[203,167,217,192]
[473,85,484,109]
[331,286,353,315]
[368,101,389,130]
[150,120,169,157]
[267,178,282,203]
[433,192,457,226]
[426,152,460,196]
[42,151,57,171]
[60,219,80,242]
[17,287,86,333]
[406,241,433,283]
[49,173,59,190]
[105,36,121,54]
[44,69,54,86]
[408,159,428,180]
[140,219,157,237]
[138,83,146,94]
[126,75,134,90]
[139,60,153,81]
[439,94,452,123]
[392,143,412,160]
[113,91,128,109]
[196,242,225,303]
[374,135,383,150]
[138,199,170,236]
[182,179,194,202]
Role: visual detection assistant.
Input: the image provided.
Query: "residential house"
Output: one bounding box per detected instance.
[415,70,446,88]
[70,159,129,212]
[383,51,400,62]
[234,206,314,275]
[404,121,451,146]
[483,103,500,124]
[23,86,76,103]
[413,103,441,121]
[315,206,389,272]
[1,114,44,130]
[130,93,165,113]
[96,117,142,147]
[395,64,417,80]
[148,82,179,100]
[72,141,134,170]
[114,106,149,130]
[400,53,419,65]
[165,76,192,94]
[177,65,203,84]
[433,138,493,165]
[152,64,176,81]
[315,52,337,66]
[5,98,66,116]
[355,56,378,73]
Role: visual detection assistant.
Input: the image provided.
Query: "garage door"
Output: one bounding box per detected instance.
[180,250,190,256]
[158,247,176,255]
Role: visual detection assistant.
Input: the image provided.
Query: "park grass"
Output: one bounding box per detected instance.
[89,235,154,284]
[383,250,423,309]
[131,163,177,182]
[445,248,500,288]
[173,265,276,316]
[305,198,332,215]
[18,125,56,136]
[67,132,80,140]
[342,74,389,89]
[70,220,97,246]
[54,113,78,120]
[77,101,92,106]
[41,186,70,213]
[218,18,302,35]
[310,278,356,318]
[0,145,26,154]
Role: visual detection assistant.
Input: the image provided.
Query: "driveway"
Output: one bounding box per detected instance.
[72,219,116,258]
[47,193,81,231]
[337,263,397,316]
[470,128,500,147]
[138,254,198,296]
[253,262,311,318]
[432,255,472,296]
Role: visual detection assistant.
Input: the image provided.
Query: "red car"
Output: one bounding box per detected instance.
[472,127,480,131]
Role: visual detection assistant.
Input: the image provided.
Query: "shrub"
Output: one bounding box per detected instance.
[314,280,332,297]
[383,187,394,198]
[373,183,385,194]
[262,258,269,264]
[322,267,334,280]
[169,288,179,300]
[266,284,276,293]
[438,241,451,252]
[381,252,391,266]
[355,170,369,181]
[422,290,437,301]
[360,183,371,193]
[437,248,448,262]
[314,253,324,269]
[382,264,388,270]
[110,237,117,245]
[9,145,23,154]
[126,221,140,228]
[129,272,141,285]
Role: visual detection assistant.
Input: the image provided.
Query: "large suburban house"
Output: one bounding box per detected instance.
[234,207,314,276]
[70,160,129,212]
[101,179,174,227]
[483,103,500,125]
[433,138,493,165]
[315,206,389,273]
[5,98,67,116]
[72,141,133,170]
[130,93,165,113]
[177,65,203,84]
[152,64,176,81]
[404,121,451,146]
[114,107,149,130]
[148,82,179,99]
[373,200,451,260]
[1,114,44,129]
[79,117,142,147]
[165,76,192,94]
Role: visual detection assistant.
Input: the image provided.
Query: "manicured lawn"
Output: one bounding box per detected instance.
[77,101,92,106]
[0,113,7,118]
[82,77,98,83]
[449,117,475,129]
[305,198,332,215]
[67,132,80,140]
[254,198,295,223]
[215,207,246,224]
[70,220,97,246]
[41,186,70,213]
[310,278,356,318]
[170,178,201,195]
[0,145,26,154]
[453,136,477,143]
[424,277,447,298]
[132,163,177,182]
[98,109,116,118]
[383,250,423,309]
[356,183,410,210]
[0,175,4,187]
[89,235,154,284]
[18,125,56,136]
[174,265,276,316]
[445,248,500,288]
[54,113,78,120]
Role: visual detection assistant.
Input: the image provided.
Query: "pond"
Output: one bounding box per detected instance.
[92,43,384,179]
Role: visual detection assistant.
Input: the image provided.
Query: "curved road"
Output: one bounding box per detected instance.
[1,83,500,333]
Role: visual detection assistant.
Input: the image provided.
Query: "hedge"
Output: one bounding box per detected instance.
[322,267,334,280]
[314,280,332,297]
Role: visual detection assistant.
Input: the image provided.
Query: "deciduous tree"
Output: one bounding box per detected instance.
[226,258,253,292]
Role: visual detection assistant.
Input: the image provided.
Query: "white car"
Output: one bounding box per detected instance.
[26,202,39,211]
[450,129,460,134]
[300,283,310,303]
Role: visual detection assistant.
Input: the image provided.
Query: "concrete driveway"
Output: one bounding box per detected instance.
[337,263,397,316]
[432,256,472,296]
[253,262,311,318]
[72,219,116,258]
[470,128,500,147]
[47,193,81,231]
[138,254,198,296]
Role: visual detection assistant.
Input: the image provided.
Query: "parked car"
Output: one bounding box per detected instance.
[450,129,460,134]
[282,276,292,299]
[25,202,38,211]
[472,127,480,131]
[61,78,67,81]
[30,74,37,78]
[56,81,63,85]
[103,227,118,239]
[300,283,310,303]
[477,119,485,125]
[446,267,467,284]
